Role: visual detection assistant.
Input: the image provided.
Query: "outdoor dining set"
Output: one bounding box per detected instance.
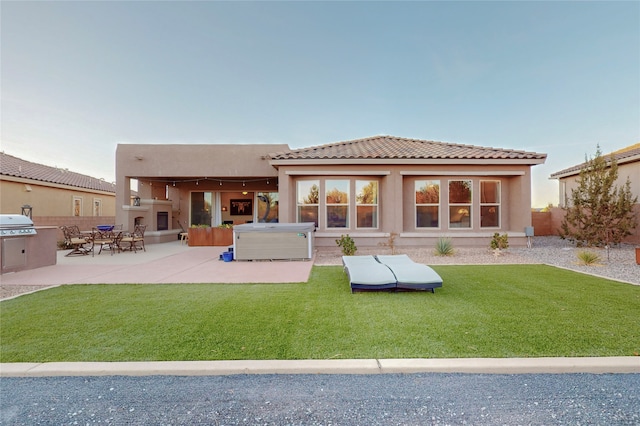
[59,224,146,257]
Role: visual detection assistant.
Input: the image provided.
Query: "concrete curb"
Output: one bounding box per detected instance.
[1,357,638,377]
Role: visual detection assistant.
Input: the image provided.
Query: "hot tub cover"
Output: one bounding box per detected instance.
[233,222,315,233]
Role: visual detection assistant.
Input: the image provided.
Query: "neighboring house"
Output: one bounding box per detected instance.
[116,136,546,247]
[550,143,640,244]
[0,152,116,231]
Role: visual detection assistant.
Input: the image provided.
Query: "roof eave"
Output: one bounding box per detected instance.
[269,158,546,167]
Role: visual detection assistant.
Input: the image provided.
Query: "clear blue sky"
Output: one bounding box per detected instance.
[2,1,638,207]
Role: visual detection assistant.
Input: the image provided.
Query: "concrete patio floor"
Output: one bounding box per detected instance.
[0,240,313,287]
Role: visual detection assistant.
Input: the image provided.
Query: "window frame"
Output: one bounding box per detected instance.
[325,179,350,229]
[355,179,379,229]
[296,180,320,227]
[480,180,501,228]
[448,179,472,229]
[415,179,440,229]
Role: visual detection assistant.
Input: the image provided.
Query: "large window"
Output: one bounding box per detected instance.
[191,192,213,226]
[326,180,349,228]
[297,180,319,227]
[449,180,472,228]
[356,180,378,228]
[480,180,500,228]
[415,180,439,228]
[257,192,279,223]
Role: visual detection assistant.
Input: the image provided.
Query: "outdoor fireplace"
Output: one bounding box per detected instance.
[157,212,169,231]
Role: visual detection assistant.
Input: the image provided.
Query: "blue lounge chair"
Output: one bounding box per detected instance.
[375,254,443,292]
[342,255,397,292]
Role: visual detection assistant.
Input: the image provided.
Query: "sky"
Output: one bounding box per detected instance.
[2,1,638,208]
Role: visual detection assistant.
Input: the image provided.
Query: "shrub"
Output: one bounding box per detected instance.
[378,232,398,254]
[577,250,601,266]
[434,237,454,256]
[336,234,357,256]
[490,233,509,250]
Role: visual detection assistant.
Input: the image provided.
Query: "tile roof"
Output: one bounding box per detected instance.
[1,152,116,193]
[550,144,640,178]
[269,135,546,161]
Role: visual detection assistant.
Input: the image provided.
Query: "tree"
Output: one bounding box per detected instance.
[559,146,638,247]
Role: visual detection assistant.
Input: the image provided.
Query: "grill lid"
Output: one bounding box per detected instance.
[0,214,37,236]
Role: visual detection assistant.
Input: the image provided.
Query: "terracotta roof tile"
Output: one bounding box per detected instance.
[1,152,116,193]
[550,145,640,178]
[269,135,546,161]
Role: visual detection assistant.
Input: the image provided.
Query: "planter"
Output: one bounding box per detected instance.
[213,227,233,246]
[188,227,213,246]
[188,227,233,246]
[636,247,640,265]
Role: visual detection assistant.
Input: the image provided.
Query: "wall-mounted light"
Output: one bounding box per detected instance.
[222,206,227,212]
[266,179,270,185]
[196,180,199,186]
[242,181,246,187]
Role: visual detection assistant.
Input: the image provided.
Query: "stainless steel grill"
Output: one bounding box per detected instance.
[0,214,37,237]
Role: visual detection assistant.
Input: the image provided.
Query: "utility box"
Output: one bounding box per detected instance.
[233,223,315,261]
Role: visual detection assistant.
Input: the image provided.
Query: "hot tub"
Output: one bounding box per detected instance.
[233,222,315,261]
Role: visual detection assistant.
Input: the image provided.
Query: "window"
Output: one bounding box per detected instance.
[93,199,102,216]
[257,192,279,223]
[449,180,472,228]
[73,197,83,217]
[191,192,213,226]
[297,180,319,227]
[415,180,439,228]
[356,180,378,228]
[480,180,500,228]
[326,180,349,228]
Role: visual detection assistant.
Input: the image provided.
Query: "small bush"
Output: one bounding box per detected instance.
[378,232,398,254]
[434,237,454,256]
[336,234,357,256]
[490,233,509,250]
[577,250,601,266]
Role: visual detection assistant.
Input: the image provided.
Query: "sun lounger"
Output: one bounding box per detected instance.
[375,254,443,292]
[342,255,397,292]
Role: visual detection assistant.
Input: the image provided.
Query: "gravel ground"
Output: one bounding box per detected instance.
[315,236,639,285]
[1,237,637,300]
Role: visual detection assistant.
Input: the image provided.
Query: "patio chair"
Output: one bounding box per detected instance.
[120,224,146,252]
[375,254,443,292]
[60,225,90,256]
[342,255,397,292]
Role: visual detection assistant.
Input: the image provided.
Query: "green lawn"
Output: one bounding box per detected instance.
[1,265,638,362]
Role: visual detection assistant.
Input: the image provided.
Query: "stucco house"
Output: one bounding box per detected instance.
[550,143,640,244]
[0,152,116,232]
[115,136,546,247]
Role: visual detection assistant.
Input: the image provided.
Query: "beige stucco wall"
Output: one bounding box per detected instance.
[275,162,536,247]
[115,144,542,247]
[558,159,639,207]
[0,177,116,217]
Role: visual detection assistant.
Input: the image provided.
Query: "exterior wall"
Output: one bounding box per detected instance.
[276,163,535,247]
[34,216,116,242]
[557,160,639,208]
[1,177,115,217]
[553,159,639,245]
